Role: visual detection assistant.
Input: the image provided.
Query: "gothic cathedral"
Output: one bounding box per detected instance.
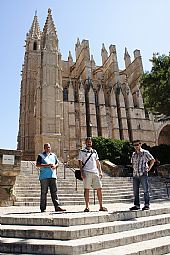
[17,9,156,160]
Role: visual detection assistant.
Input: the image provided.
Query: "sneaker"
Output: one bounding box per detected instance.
[55,206,66,212]
[99,207,108,211]
[129,206,140,211]
[84,208,90,212]
[142,205,150,211]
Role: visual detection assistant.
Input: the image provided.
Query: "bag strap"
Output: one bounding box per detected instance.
[39,153,51,165]
[82,150,94,168]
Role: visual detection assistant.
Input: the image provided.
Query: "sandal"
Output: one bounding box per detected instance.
[84,208,90,212]
[99,207,108,211]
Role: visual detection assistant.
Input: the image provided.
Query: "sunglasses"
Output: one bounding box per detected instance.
[133,143,140,146]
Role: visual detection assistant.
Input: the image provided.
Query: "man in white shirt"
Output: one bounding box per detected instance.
[78,137,107,212]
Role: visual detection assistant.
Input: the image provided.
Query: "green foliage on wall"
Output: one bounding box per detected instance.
[92,137,170,166]
[92,137,134,165]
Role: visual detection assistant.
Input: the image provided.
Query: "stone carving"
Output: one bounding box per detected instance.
[17,9,158,161]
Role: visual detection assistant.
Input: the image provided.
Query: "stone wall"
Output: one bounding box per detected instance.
[0,149,22,206]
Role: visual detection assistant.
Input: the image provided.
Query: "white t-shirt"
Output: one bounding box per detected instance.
[78,148,99,173]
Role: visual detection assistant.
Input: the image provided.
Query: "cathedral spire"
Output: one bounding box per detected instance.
[75,37,81,59]
[28,11,41,39]
[101,43,108,64]
[76,38,80,47]
[124,47,131,68]
[68,51,73,66]
[68,50,73,60]
[91,54,96,69]
[43,8,57,37]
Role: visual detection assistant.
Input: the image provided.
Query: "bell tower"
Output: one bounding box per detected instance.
[17,12,41,160]
[18,9,63,160]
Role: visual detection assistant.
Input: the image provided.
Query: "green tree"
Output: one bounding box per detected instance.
[140,54,170,116]
[92,137,133,165]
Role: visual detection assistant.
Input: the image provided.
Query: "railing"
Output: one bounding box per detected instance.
[28,161,40,175]
[62,162,96,205]
[156,176,170,197]
[27,160,96,204]
[63,162,79,191]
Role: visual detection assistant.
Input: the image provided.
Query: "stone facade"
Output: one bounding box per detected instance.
[17,9,157,160]
[0,149,22,206]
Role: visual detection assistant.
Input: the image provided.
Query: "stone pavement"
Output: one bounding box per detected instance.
[1,201,170,255]
[0,201,170,216]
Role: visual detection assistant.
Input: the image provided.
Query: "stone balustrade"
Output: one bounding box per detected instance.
[0,149,22,206]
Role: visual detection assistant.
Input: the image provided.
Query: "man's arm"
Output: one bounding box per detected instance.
[148,159,155,171]
[36,163,53,168]
[78,160,85,179]
[51,156,59,170]
[96,160,103,178]
[51,162,59,170]
[36,155,53,168]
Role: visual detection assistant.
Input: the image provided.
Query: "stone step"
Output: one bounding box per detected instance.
[15,189,134,194]
[1,224,170,254]
[1,213,170,240]
[14,178,163,184]
[15,184,134,190]
[14,183,166,192]
[14,197,165,204]
[1,207,170,226]
[15,197,167,206]
[13,199,167,207]
[14,188,166,194]
[14,201,86,206]
[85,236,170,255]
[14,191,166,197]
[15,194,134,201]
[15,177,165,185]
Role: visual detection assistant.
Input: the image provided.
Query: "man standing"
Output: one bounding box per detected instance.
[78,137,107,212]
[36,143,66,212]
[130,140,155,211]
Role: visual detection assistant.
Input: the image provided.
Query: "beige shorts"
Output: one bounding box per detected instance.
[83,171,102,189]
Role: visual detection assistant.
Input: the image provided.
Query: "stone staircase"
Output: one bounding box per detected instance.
[13,161,169,206]
[0,204,170,254]
[0,161,170,254]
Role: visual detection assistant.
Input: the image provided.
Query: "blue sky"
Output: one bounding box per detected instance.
[0,0,170,149]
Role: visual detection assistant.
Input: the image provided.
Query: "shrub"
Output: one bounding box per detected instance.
[92,137,133,165]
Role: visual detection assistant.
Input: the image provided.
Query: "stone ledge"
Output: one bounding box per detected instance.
[0,149,22,206]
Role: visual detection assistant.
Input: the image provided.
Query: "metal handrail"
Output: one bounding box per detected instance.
[63,162,75,179]
[63,163,78,190]
[29,161,64,185]
[156,176,170,197]
[28,161,39,175]
[62,162,96,204]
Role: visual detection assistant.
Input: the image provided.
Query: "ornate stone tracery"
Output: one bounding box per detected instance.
[17,9,161,160]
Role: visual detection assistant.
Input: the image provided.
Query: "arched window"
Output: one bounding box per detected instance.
[63,87,68,101]
[33,41,37,50]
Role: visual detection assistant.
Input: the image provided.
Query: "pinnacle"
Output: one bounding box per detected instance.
[43,8,57,36]
[29,13,41,39]
[48,8,52,14]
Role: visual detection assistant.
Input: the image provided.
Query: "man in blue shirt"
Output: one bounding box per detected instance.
[36,143,66,212]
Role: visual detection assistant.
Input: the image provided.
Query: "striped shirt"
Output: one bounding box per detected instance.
[131,148,154,176]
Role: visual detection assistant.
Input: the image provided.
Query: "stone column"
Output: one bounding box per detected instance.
[0,149,22,206]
